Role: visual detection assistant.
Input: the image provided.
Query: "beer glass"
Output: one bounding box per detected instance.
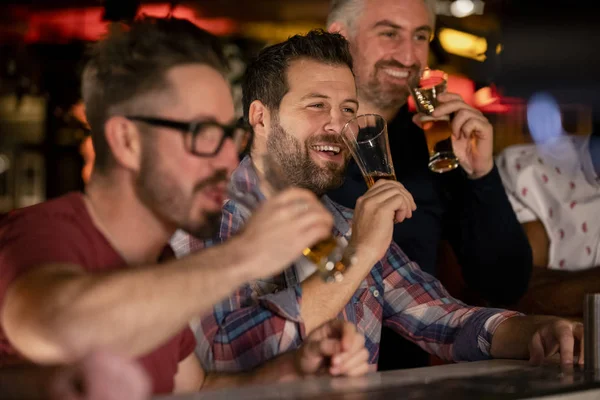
[410,68,459,173]
[228,155,352,283]
[340,114,396,188]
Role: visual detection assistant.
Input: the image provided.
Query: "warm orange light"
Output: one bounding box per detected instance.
[70,100,94,184]
[80,136,95,184]
[241,22,323,43]
[474,86,512,113]
[438,28,487,62]
[474,86,496,107]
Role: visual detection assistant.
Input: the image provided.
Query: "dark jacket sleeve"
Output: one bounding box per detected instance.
[442,164,533,306]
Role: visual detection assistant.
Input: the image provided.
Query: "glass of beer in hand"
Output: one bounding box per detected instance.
[341,114,396,188]
[229,154,352,283]
[410,68,459,173]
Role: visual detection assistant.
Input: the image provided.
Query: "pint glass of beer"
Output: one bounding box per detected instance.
[340,114,396,188]
[229,154,352,283]
[410,68,459,173]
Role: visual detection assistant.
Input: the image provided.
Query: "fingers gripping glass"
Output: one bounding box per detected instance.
[228,154,355,283]
[409,68,459,173]
[126,116,253,157]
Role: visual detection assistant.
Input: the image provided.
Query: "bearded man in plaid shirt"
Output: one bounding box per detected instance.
[171,30,584,373]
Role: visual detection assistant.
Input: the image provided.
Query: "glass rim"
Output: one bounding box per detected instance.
[341,113,386,138]
[417,68,448,89]
[421,67,448,77]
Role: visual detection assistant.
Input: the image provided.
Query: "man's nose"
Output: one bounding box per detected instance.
[325,110,351,135]
[392,40,419,68]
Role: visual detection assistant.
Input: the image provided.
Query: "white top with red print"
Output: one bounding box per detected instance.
[496,134,600,271]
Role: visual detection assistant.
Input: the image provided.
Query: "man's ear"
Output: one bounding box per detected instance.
[328,21,349,39]
[249,100,271,142]
[103,116,143,172]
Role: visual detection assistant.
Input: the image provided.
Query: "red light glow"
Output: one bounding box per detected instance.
[22,4,237,43]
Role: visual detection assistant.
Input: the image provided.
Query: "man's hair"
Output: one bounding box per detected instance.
[242,29,353,124]
[82,17,228,173]
[327,0,437,33]
[326,0,364,32]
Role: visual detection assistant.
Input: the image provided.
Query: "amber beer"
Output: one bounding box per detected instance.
[364,171,397,188]
[420,115,459,173]
[303,236,347,282]
[411,69,459,173]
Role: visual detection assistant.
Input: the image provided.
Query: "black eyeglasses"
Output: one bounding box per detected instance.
[126,116,253,157]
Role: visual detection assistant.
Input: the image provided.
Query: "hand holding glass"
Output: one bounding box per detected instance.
[410,68,459,173]
[228,155,352,283]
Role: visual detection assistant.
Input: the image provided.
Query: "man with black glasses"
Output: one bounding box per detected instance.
[0,17,370,396]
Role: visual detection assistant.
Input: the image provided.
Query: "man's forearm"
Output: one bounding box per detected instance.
[202,352,299,390]
[490,315,559,359]
[300,252,376,335]
[3,237,257,364]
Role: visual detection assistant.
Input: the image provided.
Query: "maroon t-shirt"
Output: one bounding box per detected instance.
[0,192,196,394]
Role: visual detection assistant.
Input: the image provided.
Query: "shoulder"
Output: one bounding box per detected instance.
[0,193,96,298]
[496,144,541,185]
[1,192,88,238]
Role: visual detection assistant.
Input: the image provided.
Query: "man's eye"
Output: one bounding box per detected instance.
[380,31,397,39]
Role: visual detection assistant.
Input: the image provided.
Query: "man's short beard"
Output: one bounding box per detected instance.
[359,80,411,111]
[181,211,222,240]
[352,42,421,111]
[135,137,188,233]
[359,65,420,111]
[135,135,226,241]
[266,116,348,196]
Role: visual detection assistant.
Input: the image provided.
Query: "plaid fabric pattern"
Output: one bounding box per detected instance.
[170,156,522,372]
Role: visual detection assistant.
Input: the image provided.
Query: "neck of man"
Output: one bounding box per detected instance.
[357,93,405,123]
[249,154,277,200]
[84,171,175,266]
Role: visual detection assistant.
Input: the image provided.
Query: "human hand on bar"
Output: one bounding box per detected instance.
[295,319,370,377]
[528,319,584,366]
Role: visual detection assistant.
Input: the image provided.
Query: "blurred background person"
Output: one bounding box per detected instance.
[497,92,600,318]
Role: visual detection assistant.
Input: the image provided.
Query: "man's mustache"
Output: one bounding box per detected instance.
[375,60,420,75]
[194,169,229,192]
